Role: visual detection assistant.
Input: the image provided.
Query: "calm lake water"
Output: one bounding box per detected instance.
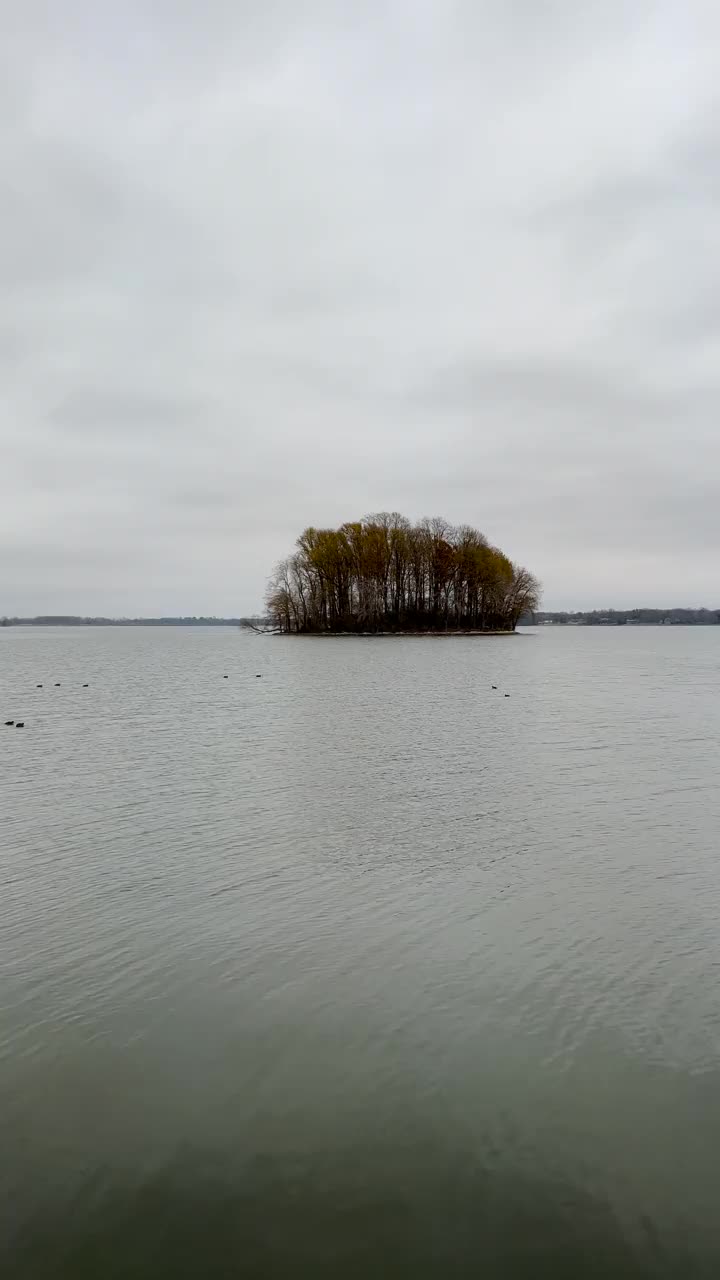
[2,624,720,1278]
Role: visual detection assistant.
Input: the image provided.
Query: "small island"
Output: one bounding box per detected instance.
[266,513,539,634]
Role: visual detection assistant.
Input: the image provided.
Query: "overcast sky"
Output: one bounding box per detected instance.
[2,1,719,614]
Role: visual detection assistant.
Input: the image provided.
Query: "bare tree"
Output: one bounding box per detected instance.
[265,514,540,633]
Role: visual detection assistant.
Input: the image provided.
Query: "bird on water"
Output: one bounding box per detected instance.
[82,683,89,688]
[16,722,24,728]
[492,685,497,689]
[36,684,43,688]
[5,720,14,726]
[54,683,61,687]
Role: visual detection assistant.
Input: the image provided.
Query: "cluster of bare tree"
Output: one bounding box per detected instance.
[266,513,540,633]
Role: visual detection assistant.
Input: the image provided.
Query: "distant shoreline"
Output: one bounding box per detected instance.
[3,615,719,629]
[1,618,245,628]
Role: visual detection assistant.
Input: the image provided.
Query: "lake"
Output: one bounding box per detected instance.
[2,624,720,1278]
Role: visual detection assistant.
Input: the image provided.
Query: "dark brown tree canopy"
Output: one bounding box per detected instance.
[266,513,540,634]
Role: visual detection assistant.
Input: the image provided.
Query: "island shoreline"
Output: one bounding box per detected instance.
[272,628,521,637]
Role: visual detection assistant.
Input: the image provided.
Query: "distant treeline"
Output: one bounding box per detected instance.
[535,609,720,626]
[0,616,247,627]
[266,513,539,634]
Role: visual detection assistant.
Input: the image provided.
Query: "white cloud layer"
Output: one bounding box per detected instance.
[3,1,720,612]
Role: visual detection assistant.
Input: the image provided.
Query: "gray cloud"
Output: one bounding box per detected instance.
[2,0,720,614]
[49,388,212,435]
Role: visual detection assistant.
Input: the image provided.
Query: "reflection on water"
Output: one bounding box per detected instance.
[2,625,720,1277]
[5,1145,705,1279]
